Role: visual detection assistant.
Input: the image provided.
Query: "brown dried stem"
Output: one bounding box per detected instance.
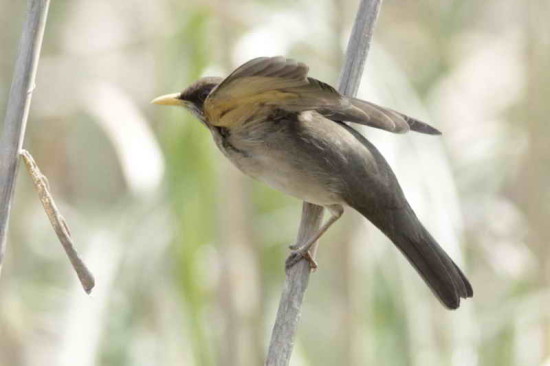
[21,150,95,294]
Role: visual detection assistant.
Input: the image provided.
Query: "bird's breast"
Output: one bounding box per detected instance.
[210,122,345,206]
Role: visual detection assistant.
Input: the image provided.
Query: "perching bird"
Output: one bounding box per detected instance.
[152,56,473,309]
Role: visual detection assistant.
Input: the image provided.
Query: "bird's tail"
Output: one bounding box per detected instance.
[357,205,473,309]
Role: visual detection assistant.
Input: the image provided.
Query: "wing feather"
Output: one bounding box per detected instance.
[204,56,440,135]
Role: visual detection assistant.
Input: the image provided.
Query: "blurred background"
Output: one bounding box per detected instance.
[1,0,549,365]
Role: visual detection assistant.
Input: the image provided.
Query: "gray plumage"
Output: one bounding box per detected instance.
[154,56,473,309]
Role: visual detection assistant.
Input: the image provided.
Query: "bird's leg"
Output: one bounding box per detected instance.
[286,205,344,269]
[289,205,344,251]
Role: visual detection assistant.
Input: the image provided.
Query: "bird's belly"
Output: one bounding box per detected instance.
[228,150,342,206]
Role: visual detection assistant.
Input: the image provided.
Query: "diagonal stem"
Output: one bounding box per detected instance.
[20,150,95,293]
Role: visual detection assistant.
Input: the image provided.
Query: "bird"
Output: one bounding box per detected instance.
[152,56,473,309]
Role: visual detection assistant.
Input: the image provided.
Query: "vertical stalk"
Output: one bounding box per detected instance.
[265,1,383,364]
[0,0,51,274]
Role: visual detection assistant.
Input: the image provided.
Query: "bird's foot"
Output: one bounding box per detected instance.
[285,249,318,271]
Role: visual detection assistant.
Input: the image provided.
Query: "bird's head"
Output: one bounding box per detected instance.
[152,76,223,124]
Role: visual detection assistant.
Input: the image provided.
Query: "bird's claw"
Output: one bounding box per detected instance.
[285,249,318,271]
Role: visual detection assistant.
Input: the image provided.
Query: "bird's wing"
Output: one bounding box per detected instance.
[204,56,311,126]
[205,56,440,134]
[333,98,441,135]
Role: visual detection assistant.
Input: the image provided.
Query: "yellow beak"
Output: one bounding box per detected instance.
[151,93,186,106]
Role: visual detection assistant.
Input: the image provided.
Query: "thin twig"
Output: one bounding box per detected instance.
[0,0,51,275]
[20,150,95,294]
[265,1,383,364]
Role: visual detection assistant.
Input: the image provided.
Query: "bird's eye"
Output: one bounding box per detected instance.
[199,90,210,101]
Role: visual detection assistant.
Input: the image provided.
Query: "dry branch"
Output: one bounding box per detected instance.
[0,0,51,274]
[265,1,383,364]
[21,150,95,293]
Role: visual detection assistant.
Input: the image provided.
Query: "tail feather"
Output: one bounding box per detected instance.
[397,225,473,308]
[357,205,473,309]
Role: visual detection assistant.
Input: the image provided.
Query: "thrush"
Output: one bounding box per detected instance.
[153,56,473,309]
